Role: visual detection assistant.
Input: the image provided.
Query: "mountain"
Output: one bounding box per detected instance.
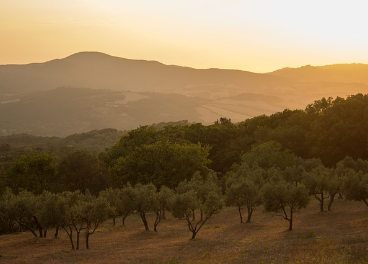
[270,64,368,84]
[0,52,291,95]
[1,52,368,136]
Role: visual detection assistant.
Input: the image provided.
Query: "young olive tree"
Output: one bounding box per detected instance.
[4,190,45,237]
[153,186,175,231]
[262,176,309,231]
[99,188,120,226]
[343,170,368,208]
[119,184,137,226]
[303,165,331,212]
[81,196,111,249]
[225,164,264,223]
[170,172,223,239]
[59,191,86,250]
[326,168,344,211]
[38,191,68,238]
[134,183,157,231]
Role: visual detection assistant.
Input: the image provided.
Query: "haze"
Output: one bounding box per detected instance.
[1,0,368,72]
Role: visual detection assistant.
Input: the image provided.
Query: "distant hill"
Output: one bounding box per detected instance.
[0,52,368,136]
[0,52,290,94]
[0,128,125,152]
[271,64,368,84]
[0,87,206,136]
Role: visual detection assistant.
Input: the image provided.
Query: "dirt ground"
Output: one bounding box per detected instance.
[1,198,368,264]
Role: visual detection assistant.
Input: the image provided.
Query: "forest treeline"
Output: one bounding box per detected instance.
[0,94,368,247]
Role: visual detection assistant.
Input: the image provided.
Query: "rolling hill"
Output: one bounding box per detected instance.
[1,52,367,136]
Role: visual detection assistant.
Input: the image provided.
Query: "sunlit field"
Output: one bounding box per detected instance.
[1,198,367,264]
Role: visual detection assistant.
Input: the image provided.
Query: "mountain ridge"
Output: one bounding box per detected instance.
[1,52,368,136]
[0,51,293,94]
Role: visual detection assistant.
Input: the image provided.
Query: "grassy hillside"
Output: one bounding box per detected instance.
[0,199,367,263]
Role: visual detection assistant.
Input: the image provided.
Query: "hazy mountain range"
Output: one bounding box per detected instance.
[1,52,367,136]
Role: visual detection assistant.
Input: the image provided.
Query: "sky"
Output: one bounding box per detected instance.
[1,0,368,72]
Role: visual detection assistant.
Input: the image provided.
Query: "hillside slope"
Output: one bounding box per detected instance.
[0,52,291,95]
[1,52,368,136]
[0,199,367,263]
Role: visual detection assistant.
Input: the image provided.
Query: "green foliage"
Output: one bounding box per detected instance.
[241,141,298,170]
[337,156,368,174]
[134,183,158,231]
[262,176,309,230]
[225,163,264,223]
[6,153,56,194]
[343,171,368,207]
[303,165,331,212]
[170,172,223,239]
[118,184,137,225]
[82,196,112,249]
[154,186,175,230]
[38,191,68,231]
[0,188,19,234]
[306,94,368,166]
[58,150,110,194]
[111,140,211,188]
[2,189,45,237]
[339,157,368,208]
[98,188,121,225]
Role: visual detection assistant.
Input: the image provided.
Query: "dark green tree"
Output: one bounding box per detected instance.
[306,94,368,166]
[111,140,210,188]
[58,150,110,194]
[7,153,56,194]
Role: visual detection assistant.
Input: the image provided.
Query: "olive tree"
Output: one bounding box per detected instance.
[99,188,120,226]
[134,183,157,231]
[119,184,137,226]
[262,176,309,231]
[170,172,223,239]
[225,164,264,223]
[82,196,111,249]
[343,170,368,207]
[153,186,175,231]
[4,190,45,237]
[38,191,68,238]
[59,191,86,250]
[303,165,331,212]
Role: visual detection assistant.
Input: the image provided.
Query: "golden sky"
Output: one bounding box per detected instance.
[1,0,368,72]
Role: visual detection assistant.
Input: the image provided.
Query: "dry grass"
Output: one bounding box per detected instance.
[1,199,368,264]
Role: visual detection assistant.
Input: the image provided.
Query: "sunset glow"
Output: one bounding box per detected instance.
[1,0,368,72]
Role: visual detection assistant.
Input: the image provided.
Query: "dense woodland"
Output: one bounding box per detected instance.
[1,94,368,249]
